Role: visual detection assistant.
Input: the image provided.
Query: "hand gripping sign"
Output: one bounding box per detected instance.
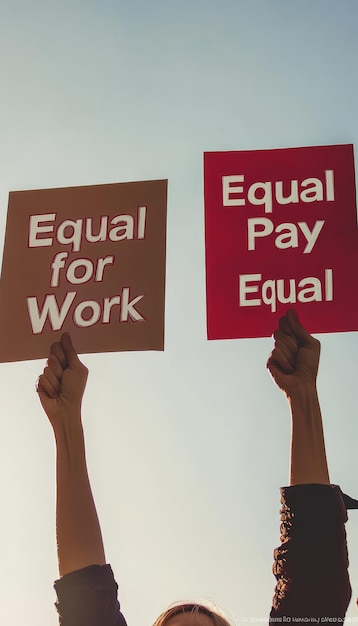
[204,144,358,339]
[0,179,167,362]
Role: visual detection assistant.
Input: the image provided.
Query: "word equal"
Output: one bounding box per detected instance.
[29,206,147,252]
[239,268,333,313]
[222,170,334,213]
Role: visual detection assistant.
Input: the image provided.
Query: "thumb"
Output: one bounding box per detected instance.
[60,333,82,369]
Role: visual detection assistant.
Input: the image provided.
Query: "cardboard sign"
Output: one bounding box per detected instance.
[204,144,358,339]
[0,179,167,362]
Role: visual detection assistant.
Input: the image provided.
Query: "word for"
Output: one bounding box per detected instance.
[247,219,324,253]
[27,288,145,334]
[28,205,147,253]
[223,170,334,213]
[50,253,114,287]
[239,268,333,312]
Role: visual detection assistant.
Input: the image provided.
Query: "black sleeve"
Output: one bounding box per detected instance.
[269,484,351,622]
[54,564,128,626]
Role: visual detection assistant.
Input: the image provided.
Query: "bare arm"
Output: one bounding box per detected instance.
[266,309,329,485]
[37,333,106,577]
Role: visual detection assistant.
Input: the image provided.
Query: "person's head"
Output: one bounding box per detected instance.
[152,602,233,626]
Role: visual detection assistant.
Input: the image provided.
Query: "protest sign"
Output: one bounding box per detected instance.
[0,179,167,362]
[204,144,358,339]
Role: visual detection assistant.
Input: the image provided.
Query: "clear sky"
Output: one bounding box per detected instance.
[0,1,357,625]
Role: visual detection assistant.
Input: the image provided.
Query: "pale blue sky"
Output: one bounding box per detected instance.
[0,2,357,625]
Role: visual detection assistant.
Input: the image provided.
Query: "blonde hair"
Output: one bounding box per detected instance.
[152,602,233,626]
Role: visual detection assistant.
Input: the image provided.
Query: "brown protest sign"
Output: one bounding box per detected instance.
[0,179,167,362]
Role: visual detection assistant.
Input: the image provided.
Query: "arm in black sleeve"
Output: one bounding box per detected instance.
[270,484,352,622]
[54,564,128,626]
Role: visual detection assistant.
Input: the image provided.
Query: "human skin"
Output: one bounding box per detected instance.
[36,308,329,614]
[37,332,106,577]
[266,309,330,486]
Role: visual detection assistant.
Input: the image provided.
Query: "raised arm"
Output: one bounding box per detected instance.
[266,308,329,485]
[37,332,106,576]
[37,334,128,626]
[267,311,351,620]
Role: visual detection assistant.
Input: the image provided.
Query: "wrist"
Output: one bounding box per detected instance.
[53,413,84,446]
[286,380,318,404]
[54,420,87,474]
[288,382,329,485]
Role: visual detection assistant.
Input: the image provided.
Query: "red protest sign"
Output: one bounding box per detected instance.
[204,144,358,339]
[0,179,167,362]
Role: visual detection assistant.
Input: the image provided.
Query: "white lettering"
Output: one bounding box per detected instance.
[66,259,94,284]
[27,288,146,333]
[247,219,324,253]
[28,206,146,253]
[298,277,322,302]
[103,296,121,323]
[325,170,335,201]
[277,278,296,305]
[51,255,115,286]
[137,206,147,238]
[29,214,56,247]
[74,301,101,327]
[325,268,333,301]
[109,215,134,241]
[50,252,69,287]
[298,220,325,253]
[248,218,273,250]
[27,292,76,333]
[238,269,333,312]
[222,170,335,213]
[300,177,323,203]
[239,274,261,307]
[95,256,115,282]
[275,180,299,205]
[57,219,83,252]
[262,279,276,312]
[120,287,145,321]
[85,216,108,243]
[247,181,272,213]
[275,223,298,250]
[222,175,245,206]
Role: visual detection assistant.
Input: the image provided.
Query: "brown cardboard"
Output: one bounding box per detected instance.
[0,179,167,361]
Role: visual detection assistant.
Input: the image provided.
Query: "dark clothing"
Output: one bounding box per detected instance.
[54,564,127,626]
[54,484,356,626]
[270,484,354,623]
